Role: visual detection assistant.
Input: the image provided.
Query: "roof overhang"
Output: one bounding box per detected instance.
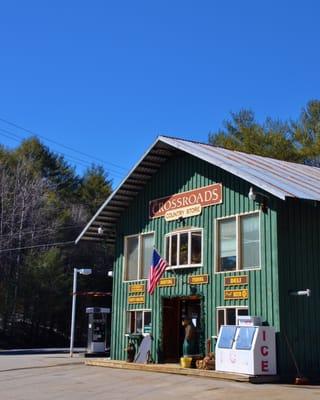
[76,135,320,244]
[75,137,177,244]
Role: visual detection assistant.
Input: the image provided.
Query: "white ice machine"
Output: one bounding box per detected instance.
[215,325,276,375]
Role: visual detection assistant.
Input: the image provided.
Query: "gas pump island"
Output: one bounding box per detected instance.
[215,316,277,376]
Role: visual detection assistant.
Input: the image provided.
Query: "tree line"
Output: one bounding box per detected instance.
[0,137,112,347]
[209,100,320,165]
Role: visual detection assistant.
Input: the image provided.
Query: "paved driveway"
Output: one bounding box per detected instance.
[0,354,319,400]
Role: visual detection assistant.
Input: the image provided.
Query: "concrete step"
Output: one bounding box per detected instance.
[85,359,279,383]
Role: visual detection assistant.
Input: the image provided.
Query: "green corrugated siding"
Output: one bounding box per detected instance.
[277,199,320,378]
[110,153,280,363]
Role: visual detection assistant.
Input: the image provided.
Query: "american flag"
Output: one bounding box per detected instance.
[147,249,168,295]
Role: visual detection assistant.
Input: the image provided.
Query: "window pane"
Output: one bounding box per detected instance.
[141,234,154,279]
[127,312,135,334]
[126,236,139,280]
[165,236,170,265]
[219,218,236,271]
[171,234,177,266]
[126,312,130,333]
[237,308,248,316]
[143,312,152,334]
[226,308,236,325]
[135,311,143,333]
[179,233,188,265]
[241,214,260,269]
[217,309,225,334]
[191,231,202,264]
[236,308,248,324]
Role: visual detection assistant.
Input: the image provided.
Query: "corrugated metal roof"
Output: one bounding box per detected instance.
[161,136,320,201]
[76,135,320,244]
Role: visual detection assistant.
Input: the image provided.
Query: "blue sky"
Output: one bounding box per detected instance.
[0,1,319,187]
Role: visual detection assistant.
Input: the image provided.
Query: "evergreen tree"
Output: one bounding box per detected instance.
[209,101,320,165]
[79,164,112,214]
[0,138,113,347]
[292,100,320,166]
[209,109,301,162]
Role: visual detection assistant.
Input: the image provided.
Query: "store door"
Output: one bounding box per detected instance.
[162,298,181,362]
[162,297,201,363]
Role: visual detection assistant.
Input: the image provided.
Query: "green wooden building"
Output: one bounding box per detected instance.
[76,136,320,379]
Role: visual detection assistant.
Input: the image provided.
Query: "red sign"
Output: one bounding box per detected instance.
[149,183,222,219]
[260,330,269,372]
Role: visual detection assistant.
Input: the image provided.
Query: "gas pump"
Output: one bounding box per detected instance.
[86,307,110,356]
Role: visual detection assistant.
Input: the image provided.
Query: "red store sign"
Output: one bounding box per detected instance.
[149,183,223,220]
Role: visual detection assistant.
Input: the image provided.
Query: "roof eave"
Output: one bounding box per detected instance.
[75,136,165,244]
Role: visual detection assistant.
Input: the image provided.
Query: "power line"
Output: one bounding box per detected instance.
[0,224,84,239]
[0,127,125,178]
[0,184,110,210]
[0,127,92,168]
[0,240,75,253]
[0,179,111,212]
[0,130,20,143]
[0,228,77,243]
[0,117,127,171]
[0,129,125,179]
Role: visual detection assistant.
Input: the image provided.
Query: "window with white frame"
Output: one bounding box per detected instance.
[216,307,248,334]
[126,310,152,335]
[165,229,202,268]
[216,212,260,272]
[124,233,154,281]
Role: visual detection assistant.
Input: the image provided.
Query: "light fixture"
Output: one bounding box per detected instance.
[289,289,311,297]
[78,268,92,275]
[248,187,269,213]
[248,187,256,201]
[107,270,113,278]
[97,226,104,235]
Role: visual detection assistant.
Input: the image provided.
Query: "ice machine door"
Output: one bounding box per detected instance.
[217,325,237,349]
[235,326,257,350]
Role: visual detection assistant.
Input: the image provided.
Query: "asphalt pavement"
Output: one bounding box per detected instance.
[0,351,83,372]
[0,347,85,355]
[0,352,319,400]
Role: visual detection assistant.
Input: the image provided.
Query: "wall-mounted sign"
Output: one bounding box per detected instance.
[149,183,222,221]
[159,277,176,287]
[224,289,248,300]
[128,295,145,305]
[165,204,202,221]
[224,275,248,286]
[188,274,209,285]
[129,284,145,293]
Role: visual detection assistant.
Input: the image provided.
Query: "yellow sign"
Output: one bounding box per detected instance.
[128,295,145,304]
[159,277,176,287]
[224,289,248,300]
[129,284,145,293]
[165,204,202,222]
[224,275,248,286]
[188,274,209,285]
